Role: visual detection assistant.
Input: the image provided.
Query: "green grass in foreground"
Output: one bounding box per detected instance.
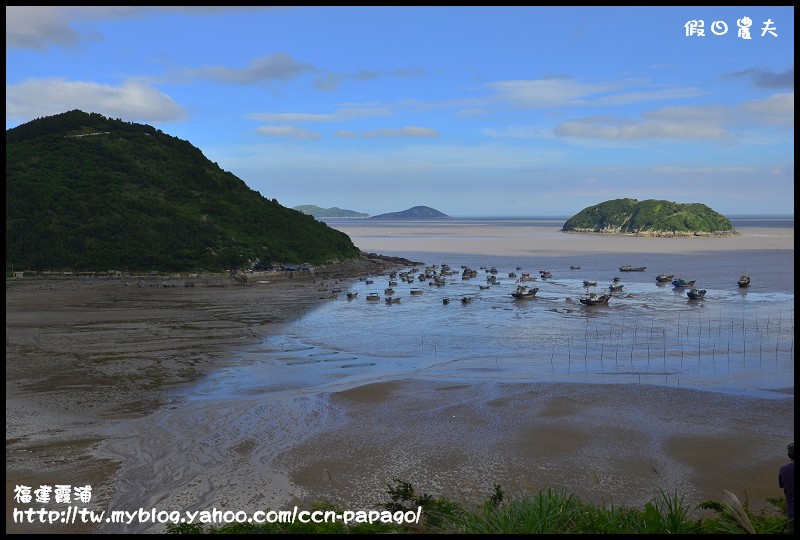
[166,478,790,534]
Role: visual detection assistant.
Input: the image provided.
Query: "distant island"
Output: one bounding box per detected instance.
[293,205,369,218]
[370,206,450,220]
[561,198,736,236]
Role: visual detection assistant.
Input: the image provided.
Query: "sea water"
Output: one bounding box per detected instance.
[99,216,794,531]
[236,217,794,401]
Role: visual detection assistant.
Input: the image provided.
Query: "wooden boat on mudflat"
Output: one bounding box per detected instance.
[655,274,674,283]
[583,280,598,287]
[366,293,381,301]
[687,288,707,299]
[737,274,751,288]
[609,284,624,293]
[580,292,611,306]
[671,278,696,288]
[511,285,539,300]
[619,265,647,272]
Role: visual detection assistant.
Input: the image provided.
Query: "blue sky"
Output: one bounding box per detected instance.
[6,6,794,217]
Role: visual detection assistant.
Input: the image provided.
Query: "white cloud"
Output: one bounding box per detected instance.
[256,125,320,139]
[248,107,391,123]
[486,78,624,108]
[553,93,794,141]
[6,78,186,123]
[185,53,316,84]
[741,93,794,127]
[555,119,730,140]
[363,126,438,138]
[314,67,425,91]
[6,6,278,51]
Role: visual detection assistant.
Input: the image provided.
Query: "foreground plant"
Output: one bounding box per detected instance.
[166,479,789,534]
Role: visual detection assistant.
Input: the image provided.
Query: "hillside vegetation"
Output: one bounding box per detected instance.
[6,110,361,272]
[561,198,735,236]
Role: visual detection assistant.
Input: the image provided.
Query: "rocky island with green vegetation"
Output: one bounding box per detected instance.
[371,206,449,219]
[561,198,736,237]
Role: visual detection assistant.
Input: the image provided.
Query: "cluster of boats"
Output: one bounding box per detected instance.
[355,264,752,308]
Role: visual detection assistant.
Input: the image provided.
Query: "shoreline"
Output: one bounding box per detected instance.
[6,240,794,533]
[323,225,793,257]
[6,255,415,534]
[280,378,792,516]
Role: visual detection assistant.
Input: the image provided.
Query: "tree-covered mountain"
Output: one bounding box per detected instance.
[371,206,449,219]
[6,110,361,272]
[561,198,735,235]
[293,205,369,218]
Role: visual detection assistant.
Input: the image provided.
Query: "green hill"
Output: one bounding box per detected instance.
[6,110,361,272]
[561,198,736,236]
[293,205,369,218]
[371,206,449,219]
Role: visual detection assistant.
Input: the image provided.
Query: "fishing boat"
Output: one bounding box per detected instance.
[687,288,707,299]
[539,270,553,279]
[366,293,381,301]
[511,285,539,299]
[737,274,751,288]
[671,278,696,288]
[580,292,611,306]
[385,296,401,304]
[346,292,359,299]
[583,280,598,287]
[609,284,624,293]
[461,296,473,304]
[570,265,581,270]
[619,265,647,272]
[442,297,450,305]
[656,274,674,283]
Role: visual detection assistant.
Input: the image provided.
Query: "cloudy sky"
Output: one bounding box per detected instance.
[6,6,794,216]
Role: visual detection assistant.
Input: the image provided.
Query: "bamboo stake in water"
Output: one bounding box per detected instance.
[568,336,572,372]
[584,317,588,367]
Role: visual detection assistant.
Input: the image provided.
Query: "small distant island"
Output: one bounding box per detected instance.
[370,206,450,220]
[562,198,737,237]
[293,205,369,218]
